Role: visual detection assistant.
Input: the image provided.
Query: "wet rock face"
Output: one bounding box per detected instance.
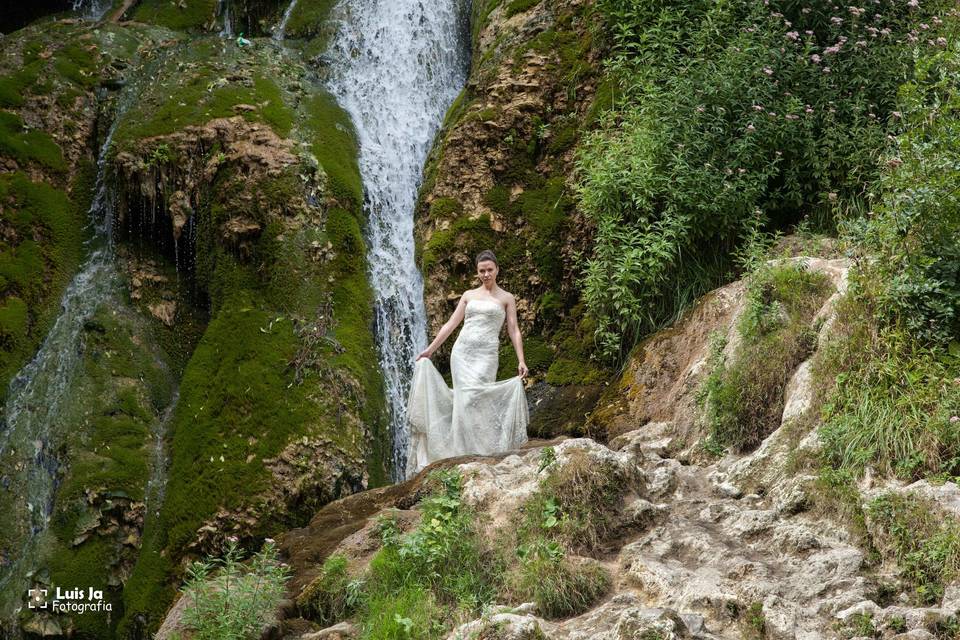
[414,0,609,422]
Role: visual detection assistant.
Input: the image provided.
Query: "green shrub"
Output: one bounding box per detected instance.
[578,0,953,361]
[813,15,960,483]
[867,493,960,605]
[180,537,292,640]
[344,469,504,638]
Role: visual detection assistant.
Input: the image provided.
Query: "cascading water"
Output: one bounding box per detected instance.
[0,88,137,614]
[273,0,299,41]
[324,0,471,480]
[71,0,110,20]
[219,0,234,38]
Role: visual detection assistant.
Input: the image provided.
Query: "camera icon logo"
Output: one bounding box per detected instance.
[27,588,48,609]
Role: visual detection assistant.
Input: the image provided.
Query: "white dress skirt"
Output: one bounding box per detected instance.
[405,298,529,478]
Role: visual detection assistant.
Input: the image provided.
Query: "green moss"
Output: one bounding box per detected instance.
[498,335,553,379]
[112,39,295,149]
[47,537,125,638]
[158,293,310,550]
[544,357,605,386]
[0,173,88,403]
[429,197,464,220]
[303,91,363,209]
[132,0,218,31]
[0,111,66,172]
[421,214,524,287]
[505,0,542,18]
[0,297,29,343]
[283,0,338,40]
[52,42,99,88]
[0,63,42,108]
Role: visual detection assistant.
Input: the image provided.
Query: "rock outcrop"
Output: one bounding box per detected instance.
[254,256,960,640]
[414,0,611,437]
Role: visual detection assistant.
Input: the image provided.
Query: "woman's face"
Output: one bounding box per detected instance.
[477,260,498,286]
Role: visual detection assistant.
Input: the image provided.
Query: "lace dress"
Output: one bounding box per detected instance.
[405,298,529,478]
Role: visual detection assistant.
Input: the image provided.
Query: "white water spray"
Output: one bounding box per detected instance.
[324,0,470,480]
[71,0,110,20]
[219,0,234,38]
[273,0,299,41]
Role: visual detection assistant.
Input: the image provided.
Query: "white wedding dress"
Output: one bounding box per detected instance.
[405,298,529,478]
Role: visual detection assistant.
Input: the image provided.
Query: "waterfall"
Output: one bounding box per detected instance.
[219,0,234,38]
[273,0,299,41]
[324,0,470,481]
[71,0,110,20]
[0,89,134,609]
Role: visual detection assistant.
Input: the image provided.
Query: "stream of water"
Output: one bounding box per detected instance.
[0,82,148,618]
[324,0,471,481]
[273,0,299,41]
[71,0,110,21]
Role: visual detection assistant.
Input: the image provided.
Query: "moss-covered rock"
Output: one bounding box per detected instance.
[130,0,287,36]
[415,0,610,433]
[104,28,388,635]
[0,21,157,403]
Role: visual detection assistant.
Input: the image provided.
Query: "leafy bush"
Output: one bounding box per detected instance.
[577,0,952,360]
[179,537,291,640]
[844,11,960,349]
[867,492,960,604]
[355,469,504,638]
[815,14,960,481]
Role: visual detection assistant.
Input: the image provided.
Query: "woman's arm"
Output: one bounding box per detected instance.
[416,295,468,360]
[505,294,527,378]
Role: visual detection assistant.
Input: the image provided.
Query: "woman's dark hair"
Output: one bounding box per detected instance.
[475,249,498,266]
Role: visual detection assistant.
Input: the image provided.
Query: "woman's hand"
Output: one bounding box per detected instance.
[518,361,528,378]
[416,349,433,362]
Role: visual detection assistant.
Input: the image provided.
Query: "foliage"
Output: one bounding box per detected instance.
[699,261,830,451]
[517,448,632,553]
[867,493,960,605]
[814,14,960,482]
[350,468,501,638]
[578,0,953,360]
[296,554,367,626]
[180,537,292,640]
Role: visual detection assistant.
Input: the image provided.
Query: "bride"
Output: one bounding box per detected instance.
[405,249,529,478]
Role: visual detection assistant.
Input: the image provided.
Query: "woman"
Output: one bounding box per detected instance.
[405,249,529,478]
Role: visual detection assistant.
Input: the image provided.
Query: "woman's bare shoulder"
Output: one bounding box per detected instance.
[459,288,480,303]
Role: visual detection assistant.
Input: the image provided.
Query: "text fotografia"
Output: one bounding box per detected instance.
[27,587,112,613]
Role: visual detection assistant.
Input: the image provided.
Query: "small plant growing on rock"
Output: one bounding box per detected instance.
[180,536,291,640]
[295,554,366,627]
[537,446,557,472]
[886,615,907,633]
